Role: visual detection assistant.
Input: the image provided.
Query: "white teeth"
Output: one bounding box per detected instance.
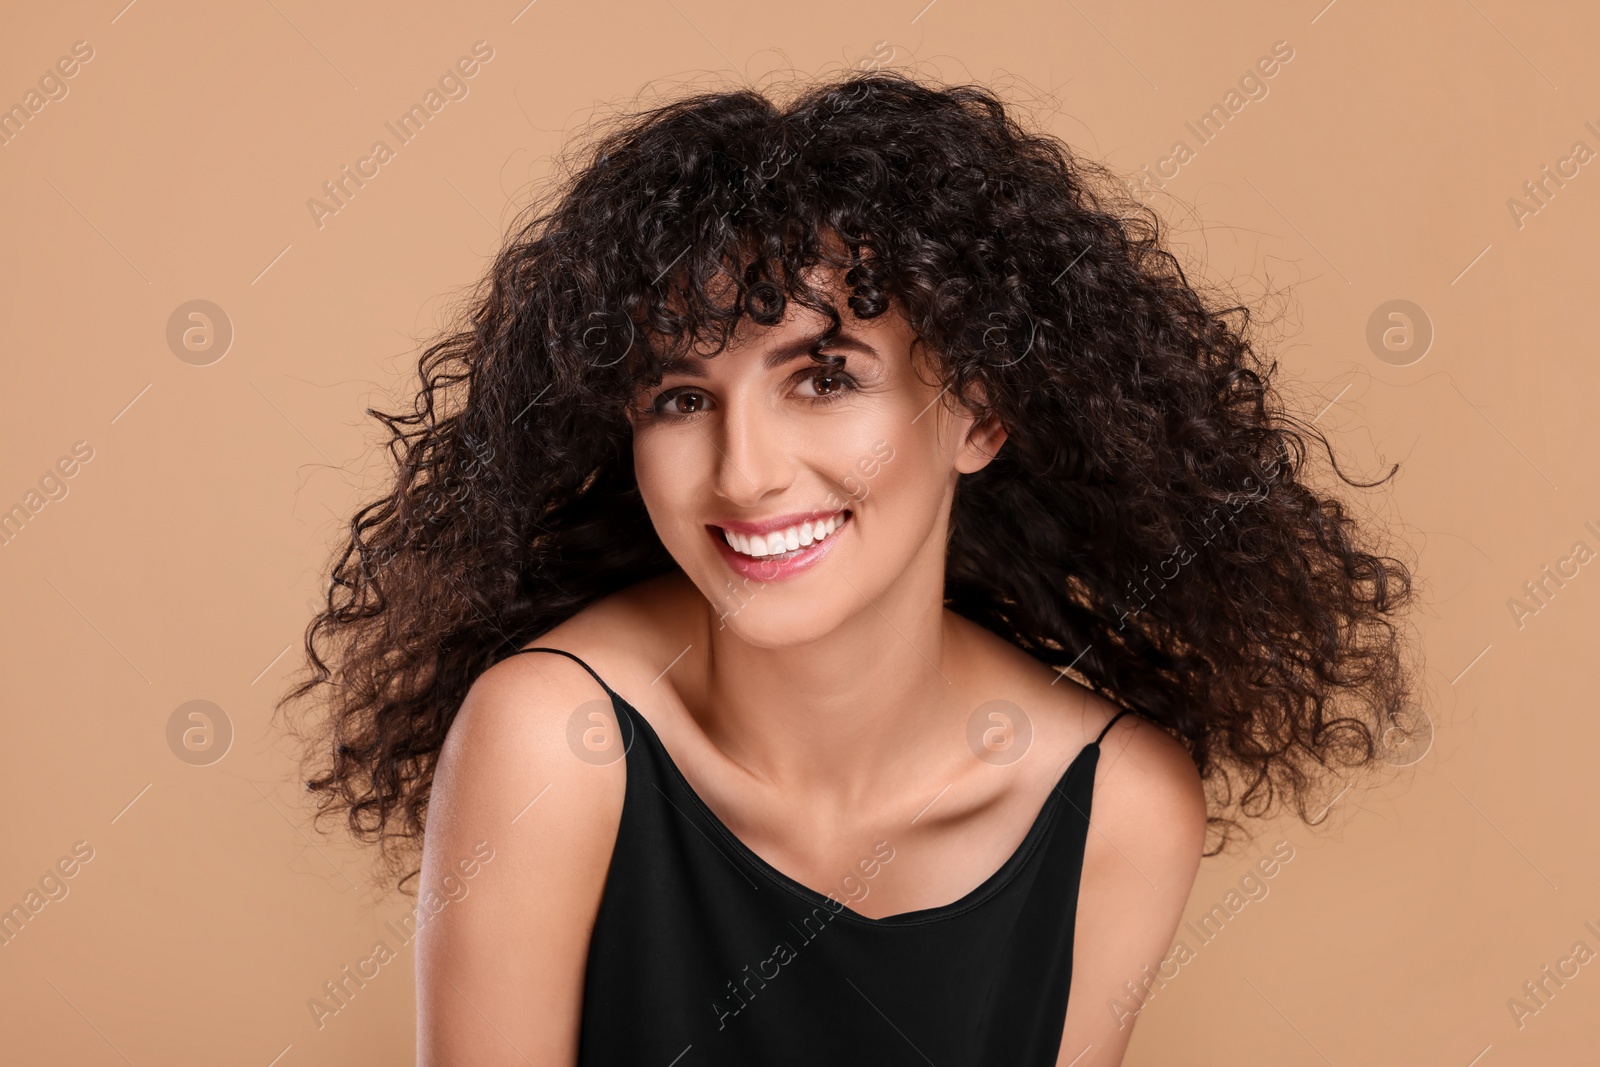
[723,512,847,558]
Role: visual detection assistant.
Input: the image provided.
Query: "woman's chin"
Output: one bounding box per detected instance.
[707,593,848,647]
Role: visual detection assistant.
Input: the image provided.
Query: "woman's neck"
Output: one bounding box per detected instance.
[657,568,990,812]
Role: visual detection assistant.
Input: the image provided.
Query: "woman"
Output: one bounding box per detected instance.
[281,70,1417,1065]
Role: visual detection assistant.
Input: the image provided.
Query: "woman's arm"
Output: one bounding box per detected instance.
[1057,715,1209,1066]
[415,653,626,1066]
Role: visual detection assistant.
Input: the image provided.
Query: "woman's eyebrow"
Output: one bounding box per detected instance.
[661,331,879,379]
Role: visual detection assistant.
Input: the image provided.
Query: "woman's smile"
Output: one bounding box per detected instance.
[707,508,853,581]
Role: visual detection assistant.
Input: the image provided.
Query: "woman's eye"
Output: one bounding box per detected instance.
[654,389,710,416]
[797,370,847,397]
[795,365,859,401]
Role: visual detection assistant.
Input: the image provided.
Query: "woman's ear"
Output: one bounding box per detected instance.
[954,381,1008,474]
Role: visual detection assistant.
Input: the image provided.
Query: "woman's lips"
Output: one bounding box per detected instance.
[706,510,851,582]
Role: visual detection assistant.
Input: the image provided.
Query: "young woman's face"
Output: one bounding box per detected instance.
[626,280,1008,647]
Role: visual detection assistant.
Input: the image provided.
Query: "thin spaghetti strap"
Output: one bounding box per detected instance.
[1093,707,1135,746]
[507,646,617,698]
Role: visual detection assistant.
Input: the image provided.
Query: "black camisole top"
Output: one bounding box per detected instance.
[512,646,1134,1066]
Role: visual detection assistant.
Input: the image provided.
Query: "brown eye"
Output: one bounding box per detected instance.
[649,388,712,417]
[796,367,859,402]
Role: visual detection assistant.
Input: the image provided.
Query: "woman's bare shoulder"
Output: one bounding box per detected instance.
[1076,681,1205,845]
[1050,679,1206,847]
[425,578,690,909]
[433,602,641,869]
[954,612,1205,832]
[416,590,662,1061]
[1052,693,1206,1064]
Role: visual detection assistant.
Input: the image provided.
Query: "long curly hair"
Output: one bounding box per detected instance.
[278,68,1420,894]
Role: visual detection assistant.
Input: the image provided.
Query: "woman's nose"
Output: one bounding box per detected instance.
[712,392,793,507]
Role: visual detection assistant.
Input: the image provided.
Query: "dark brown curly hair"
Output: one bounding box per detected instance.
[277,67,1421,894]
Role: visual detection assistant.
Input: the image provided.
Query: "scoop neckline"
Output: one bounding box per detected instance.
[608,687,1103,928]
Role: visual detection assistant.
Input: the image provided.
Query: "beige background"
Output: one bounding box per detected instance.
[2,0,1598,1063]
